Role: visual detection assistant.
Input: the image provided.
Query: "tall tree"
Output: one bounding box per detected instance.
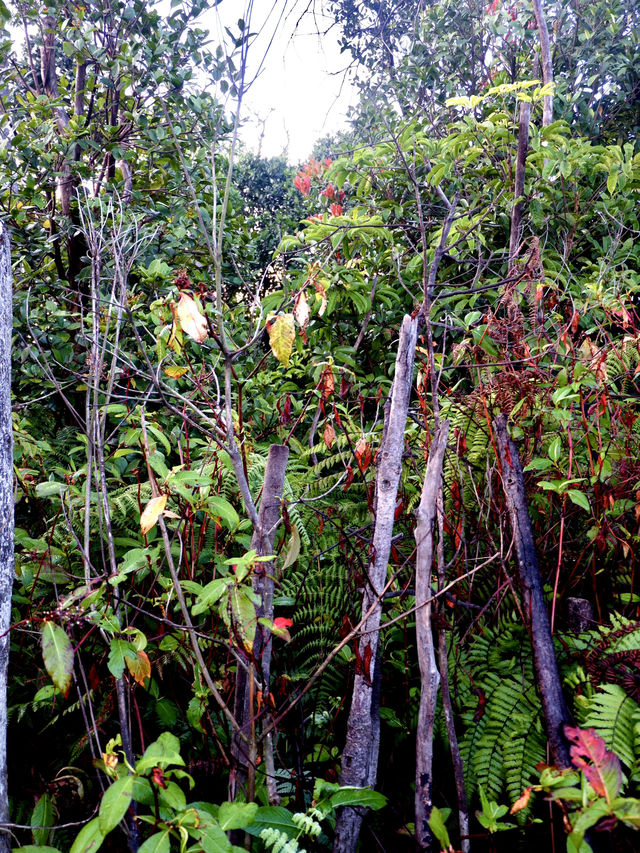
[0,221,12,853]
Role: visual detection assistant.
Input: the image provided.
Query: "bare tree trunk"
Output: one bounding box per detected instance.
[509,100,531,266]
[415,423,449,850]
[435,489,470,853]
[230,444,289,807]
[0,223,13,853]
[493,415,571,768]
[333,314,419,853]
[532,0,554,126]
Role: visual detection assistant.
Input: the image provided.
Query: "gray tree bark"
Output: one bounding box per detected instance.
[0,222,13,853]
[493,415,571,768]
[230,444,289,806]
[532,0,554,127]
[414,422,449,850]
[333,314,419,853]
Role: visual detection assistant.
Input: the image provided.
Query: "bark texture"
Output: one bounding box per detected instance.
[493,415,571,768]
[333,314,419,853]
[532,0,554,126]
[231,444,289,803]
[0,223,13,853]
[509,100,531,266]
[415,422,449,850]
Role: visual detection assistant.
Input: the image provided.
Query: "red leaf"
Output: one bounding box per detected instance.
[320,366,335,400]
[354,438,372,473]
[564,725,623,803]
[323,422,335,448]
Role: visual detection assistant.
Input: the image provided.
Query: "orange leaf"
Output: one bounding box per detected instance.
[354,438,372,472]
[323,422,335,448]
[510,786,533,814]
[140,495,167,535]
[125,650,151,686]
[176,293,207,343]
[320,366,335,400]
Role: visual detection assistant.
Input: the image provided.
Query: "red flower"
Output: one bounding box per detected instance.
[322,183,335,199]
[330,203,343,217]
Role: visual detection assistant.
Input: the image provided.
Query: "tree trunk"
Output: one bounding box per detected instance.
[230,444,289,805]
[532,0,554,126]
[493,415,571,768]
[415,422,449,850]
[333,314,419,853]
[0,222,14,853]
[509,100,531,266]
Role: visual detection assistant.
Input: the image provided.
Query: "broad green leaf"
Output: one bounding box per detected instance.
[192,579,230,616]
[108,639,138,679]
[69,817,105,853]
[31,792,54,845]
[195,817,233,852]
[217,801,258,831]
[206,496,239,529]
[267,314,295,367]
[244,806,297,838]
[138,832,171,853]
[228,588,257,652]
[567,490,590,512]
[99,775,134,834]
[16,848,63,852]
[428,806,451,849]
[136,732,184,773]
[327,787,387,811]
[159,781,186,812]
[41,621,74,697]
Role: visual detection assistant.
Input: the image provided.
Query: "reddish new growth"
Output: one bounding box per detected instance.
[294,157,333,197]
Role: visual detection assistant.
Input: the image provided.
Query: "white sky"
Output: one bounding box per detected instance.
[203,1,358,164]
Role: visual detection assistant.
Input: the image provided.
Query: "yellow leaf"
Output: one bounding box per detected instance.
[176,293,207,343]
[163,365,188,378]
[125,650,151,686]
[140,494,167,535]
[267,314,295,367]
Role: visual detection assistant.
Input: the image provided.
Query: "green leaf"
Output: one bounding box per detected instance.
[31,792,55,845]
[327,787,387,812]
[16,848,63,853]
[206,497,239,530]
[195,817,233,853]
[428,806,451,849]
[138,832,171,853]
[217,801,258,831]
[41,621,74,697]
[136,732,185,773]
[567,490,591,512]
[107,638,137,680]
[244,806,297,838]
[282,526,301,570]
[69,818,105,853]
[159,781,186,812]
[99,775,134,834]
